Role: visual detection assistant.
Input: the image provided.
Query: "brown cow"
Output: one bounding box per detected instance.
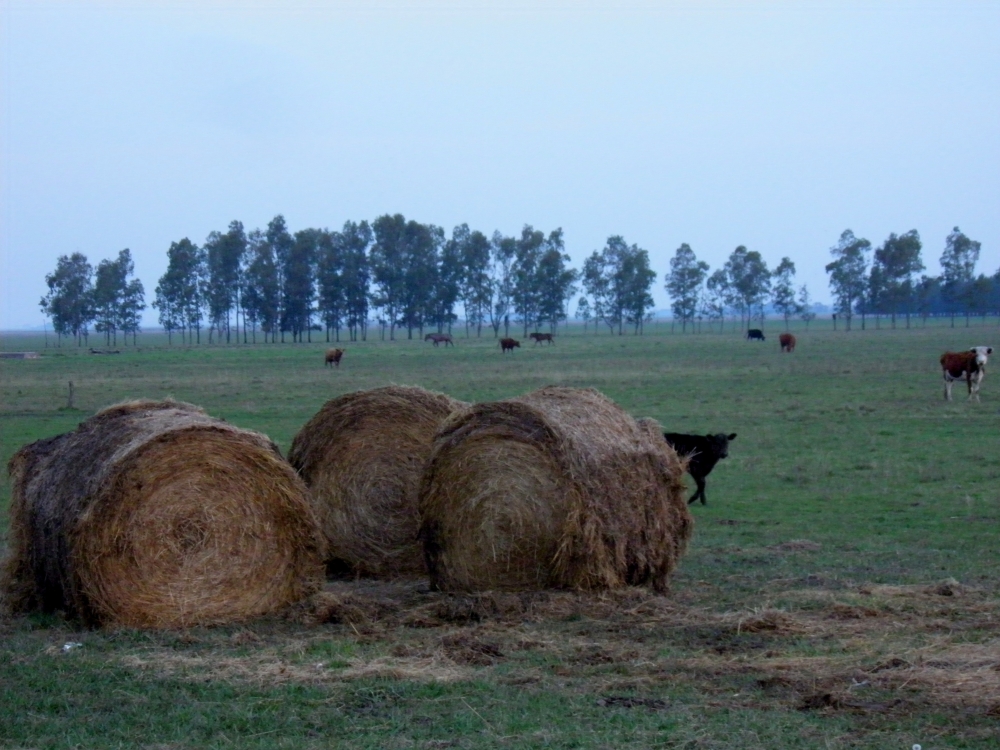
[499,337,520,353]
[529,332,554,345]
[941,346,992,401]
[325,348,345,368]
[779,333,796,352]
[424,333,454,347]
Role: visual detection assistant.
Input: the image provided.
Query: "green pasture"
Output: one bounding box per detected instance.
[1,321,998,748]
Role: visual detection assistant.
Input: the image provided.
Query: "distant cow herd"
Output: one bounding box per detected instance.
[320,330,992,506]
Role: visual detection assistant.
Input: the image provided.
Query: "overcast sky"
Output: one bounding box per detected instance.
[2,0,998,330]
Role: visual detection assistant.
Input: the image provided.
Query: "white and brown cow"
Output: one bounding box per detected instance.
[940,346,992,402]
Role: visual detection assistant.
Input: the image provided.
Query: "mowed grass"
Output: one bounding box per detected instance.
[2,321,999,749]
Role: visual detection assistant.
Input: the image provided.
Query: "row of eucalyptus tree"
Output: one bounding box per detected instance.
[658,226,999,335]
[659,243,809,333]
[149,214,583,344]
[45,220,994,345]
[825,227,999,330]
[39,249,145,346]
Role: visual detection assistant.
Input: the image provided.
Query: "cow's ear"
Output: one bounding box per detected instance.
[728,433,737,440]
[988,347,994,354]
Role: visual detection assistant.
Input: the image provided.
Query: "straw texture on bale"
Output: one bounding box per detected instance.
[2,400,325,628]
[418,387,693,593]
[288,386,467,577]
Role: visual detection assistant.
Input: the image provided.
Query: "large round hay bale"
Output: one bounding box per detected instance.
[288,385,468,578]
[418,387,693,593]
[1,400,325,628]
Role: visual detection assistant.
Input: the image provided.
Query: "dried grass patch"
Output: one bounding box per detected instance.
[106,576,1000,718]
[122,650,333,686]
[339,655,471,683]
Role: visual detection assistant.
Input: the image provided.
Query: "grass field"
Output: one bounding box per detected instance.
[2,321,999,749]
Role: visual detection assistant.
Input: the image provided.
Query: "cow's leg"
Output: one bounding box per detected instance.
[689,477,707,505]
[970,372,982,402]
[944,376,952,400]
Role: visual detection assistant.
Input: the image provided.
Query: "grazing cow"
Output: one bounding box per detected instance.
[779,333,796,352]
[499,337,520,353]
[662,432,738,505]
[325,348,345,368]
[529,332,554,345]
[746,329,765,341]
[940,346,992,402]
[425,333,454,347]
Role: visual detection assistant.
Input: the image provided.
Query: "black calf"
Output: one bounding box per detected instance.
[746,329,765,341]
[662,432,737,505]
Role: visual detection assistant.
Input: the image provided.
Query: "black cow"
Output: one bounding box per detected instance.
[662,432,737,505]
[746,329,765,341]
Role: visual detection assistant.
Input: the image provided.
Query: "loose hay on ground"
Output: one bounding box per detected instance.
[2,399,325,628]
[418,387,692,592]
[99,576,1000,718]
[288,385,468,578]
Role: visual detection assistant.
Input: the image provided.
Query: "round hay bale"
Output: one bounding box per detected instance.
[288,385,468,578]
[2,400,325,628]
[418,387,693,593]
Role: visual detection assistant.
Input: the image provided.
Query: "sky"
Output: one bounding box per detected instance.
[1,0,998,330]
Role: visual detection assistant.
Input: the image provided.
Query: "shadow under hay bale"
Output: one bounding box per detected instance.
[418,387,692,593]
[2,400,325,629]
[288,385,468,578]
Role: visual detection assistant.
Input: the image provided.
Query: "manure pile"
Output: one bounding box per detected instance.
[289,386,468,577]
[2,400,325,628]
[419,386,692,593]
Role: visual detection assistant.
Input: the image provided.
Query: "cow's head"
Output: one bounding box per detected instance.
[705,432,737,458]
[970,346,993,366]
